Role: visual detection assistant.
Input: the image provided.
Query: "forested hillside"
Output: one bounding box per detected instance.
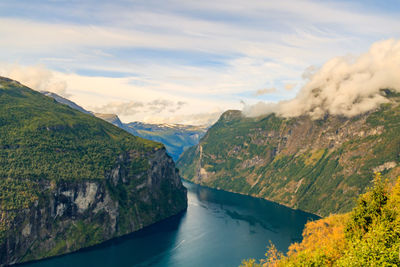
[178,91,400,216]
[0,77,187,265]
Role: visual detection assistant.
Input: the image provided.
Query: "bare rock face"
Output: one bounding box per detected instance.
[0,147,186,266]
[178,99,400,216]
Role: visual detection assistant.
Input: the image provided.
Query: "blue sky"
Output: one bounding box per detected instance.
[0,0,399,124]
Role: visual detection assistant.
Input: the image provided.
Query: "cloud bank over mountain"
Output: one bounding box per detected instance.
[244,39,400,119]
[0,64,70,97]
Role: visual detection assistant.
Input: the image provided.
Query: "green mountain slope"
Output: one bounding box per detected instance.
[0,77,187,265]
[177,93,400,216]
[37,92,207,162]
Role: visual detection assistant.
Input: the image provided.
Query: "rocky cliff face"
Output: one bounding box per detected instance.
[0,77,187,266]
[40,91,92,115]
[93,113,125,128]
[1,147,186,266]
[177,96,400,216]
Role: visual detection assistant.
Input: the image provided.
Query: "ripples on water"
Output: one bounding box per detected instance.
[21,180,318,267]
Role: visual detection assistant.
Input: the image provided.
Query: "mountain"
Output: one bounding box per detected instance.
[93,115,207,161]
[39,92,207,161]
[120,121,207,161]
[0,77,187,266]
[177,91,400,216]
[93,113,125,128]
[40,91,92,115]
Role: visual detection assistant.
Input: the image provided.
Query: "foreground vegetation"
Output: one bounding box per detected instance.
[242,173,400,266]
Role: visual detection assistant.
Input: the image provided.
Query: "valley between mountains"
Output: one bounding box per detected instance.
[2,2,400,266]
[1,79,400,266]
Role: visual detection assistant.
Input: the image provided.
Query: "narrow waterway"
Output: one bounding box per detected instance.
[21,180,318,267]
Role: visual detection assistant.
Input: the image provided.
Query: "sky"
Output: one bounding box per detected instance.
[0,0,399,125]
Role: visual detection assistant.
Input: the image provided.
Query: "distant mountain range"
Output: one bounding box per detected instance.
[95,113,207,161]
[41,92,207,161]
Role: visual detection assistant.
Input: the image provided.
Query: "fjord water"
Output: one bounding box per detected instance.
[22,181,318,267]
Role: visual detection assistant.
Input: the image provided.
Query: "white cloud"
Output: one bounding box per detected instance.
[244,39,400,119]
[0,64,70,97]
[0,63,232,124]
[90,99,187,116]
[143,110,223,126]
[50,71,238,123]
[284,83,296,91]
[1,1,400,125]
[254,88,277,96]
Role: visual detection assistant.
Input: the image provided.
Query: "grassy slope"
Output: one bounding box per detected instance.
[0,77,161,181]
[178,95,400,216]
[0,77,163,242]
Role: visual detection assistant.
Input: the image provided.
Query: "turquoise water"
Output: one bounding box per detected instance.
[21,180,318,267]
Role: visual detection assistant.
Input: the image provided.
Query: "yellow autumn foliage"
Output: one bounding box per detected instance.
[242,173,400,267]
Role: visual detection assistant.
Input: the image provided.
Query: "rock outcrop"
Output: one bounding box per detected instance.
[1,147,186,266]
[178,95,400,216]
[0,77,187,266]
